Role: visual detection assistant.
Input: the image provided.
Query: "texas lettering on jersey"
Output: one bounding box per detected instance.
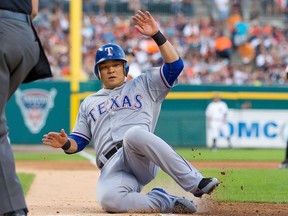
[88,94,143,122]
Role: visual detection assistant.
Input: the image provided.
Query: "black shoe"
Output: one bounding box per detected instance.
[279,162,288,169]
[194,178,219,198]
[3,208,28,216]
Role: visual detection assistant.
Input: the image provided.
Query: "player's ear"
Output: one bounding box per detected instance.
[120,62,125,78]
[98,69,102,80]
[124,61,129,76]
[94,65,101,80]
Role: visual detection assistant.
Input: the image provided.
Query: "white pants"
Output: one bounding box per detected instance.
[209,120,229,139]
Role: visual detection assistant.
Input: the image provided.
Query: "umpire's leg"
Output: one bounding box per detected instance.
[0,18,39,214]
[0,113,27,214]
[0,41,26,212]
[0,51,27,213]
[0,58,27,213]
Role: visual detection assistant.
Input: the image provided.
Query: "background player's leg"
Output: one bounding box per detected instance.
[222,123,232,148]
[227,137,232,149]
[212,138,217,150]
[210,121,220,151]
[279,140,288,168]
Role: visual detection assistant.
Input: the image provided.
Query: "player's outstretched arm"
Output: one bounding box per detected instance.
[42,129,78,153]
[131,10,179,63]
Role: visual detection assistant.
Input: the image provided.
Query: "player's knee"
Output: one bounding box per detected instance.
[99,190,126,212]
[123,126,142,146]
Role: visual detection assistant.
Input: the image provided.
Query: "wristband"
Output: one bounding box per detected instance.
[61,139,71,151]
[151,30,167,46]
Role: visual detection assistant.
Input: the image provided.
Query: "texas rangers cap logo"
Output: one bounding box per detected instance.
[105,47,113,56]
[15,88,57,134]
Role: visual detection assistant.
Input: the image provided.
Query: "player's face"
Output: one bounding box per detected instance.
[213,96,220,102]
[98,60,125,89]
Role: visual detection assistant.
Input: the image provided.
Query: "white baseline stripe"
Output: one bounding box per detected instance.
[79,151,96,166]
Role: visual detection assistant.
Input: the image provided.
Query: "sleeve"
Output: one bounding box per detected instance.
[70,99,92,141]
[161,58,184,87]
[206,104,212,117]
[68,134,90,153]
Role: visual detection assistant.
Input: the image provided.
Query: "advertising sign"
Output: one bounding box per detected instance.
[206,109,288,148]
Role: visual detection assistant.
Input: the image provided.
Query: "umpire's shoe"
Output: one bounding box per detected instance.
[194,177,220,198]
[1,208,28,216]
[152,188,197,214]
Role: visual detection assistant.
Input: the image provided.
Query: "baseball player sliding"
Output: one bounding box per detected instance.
[42,10,219,214]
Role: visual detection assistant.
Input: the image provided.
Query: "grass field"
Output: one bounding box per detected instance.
[17,148,287,204]
[143,168,288,203]
[176,148,285,161]
[18,173,35,195]
[15,148,285,161]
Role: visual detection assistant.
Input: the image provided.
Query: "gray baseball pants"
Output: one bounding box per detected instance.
[96,126,203,213]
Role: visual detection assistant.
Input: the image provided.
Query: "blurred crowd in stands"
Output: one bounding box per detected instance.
[34,0,288,85]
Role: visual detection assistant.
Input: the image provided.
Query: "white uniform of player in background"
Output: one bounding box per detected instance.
[206,93,232,150]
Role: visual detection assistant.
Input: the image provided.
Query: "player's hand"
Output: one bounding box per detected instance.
[42,129,68,149]
[131,10,159,36]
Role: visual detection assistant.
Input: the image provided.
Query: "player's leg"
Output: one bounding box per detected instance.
[279,140,288,169]
[222,123,232,148]
[123,126,219,197]
[210,121,220,151]
[227,137,232,148]
[97,148,154,212]
[212,138,217,150]
[96,149,195,213]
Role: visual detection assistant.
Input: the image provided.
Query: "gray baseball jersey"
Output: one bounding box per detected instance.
[72,67,169,167]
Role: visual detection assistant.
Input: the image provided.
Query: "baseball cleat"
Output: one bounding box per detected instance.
[194,177,220,198]
[152,188,197,214]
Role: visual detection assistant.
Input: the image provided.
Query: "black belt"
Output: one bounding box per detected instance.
[0,9,30,23]
[99,141,123,169]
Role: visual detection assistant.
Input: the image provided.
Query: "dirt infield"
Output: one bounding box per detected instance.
[15,158,288,216]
